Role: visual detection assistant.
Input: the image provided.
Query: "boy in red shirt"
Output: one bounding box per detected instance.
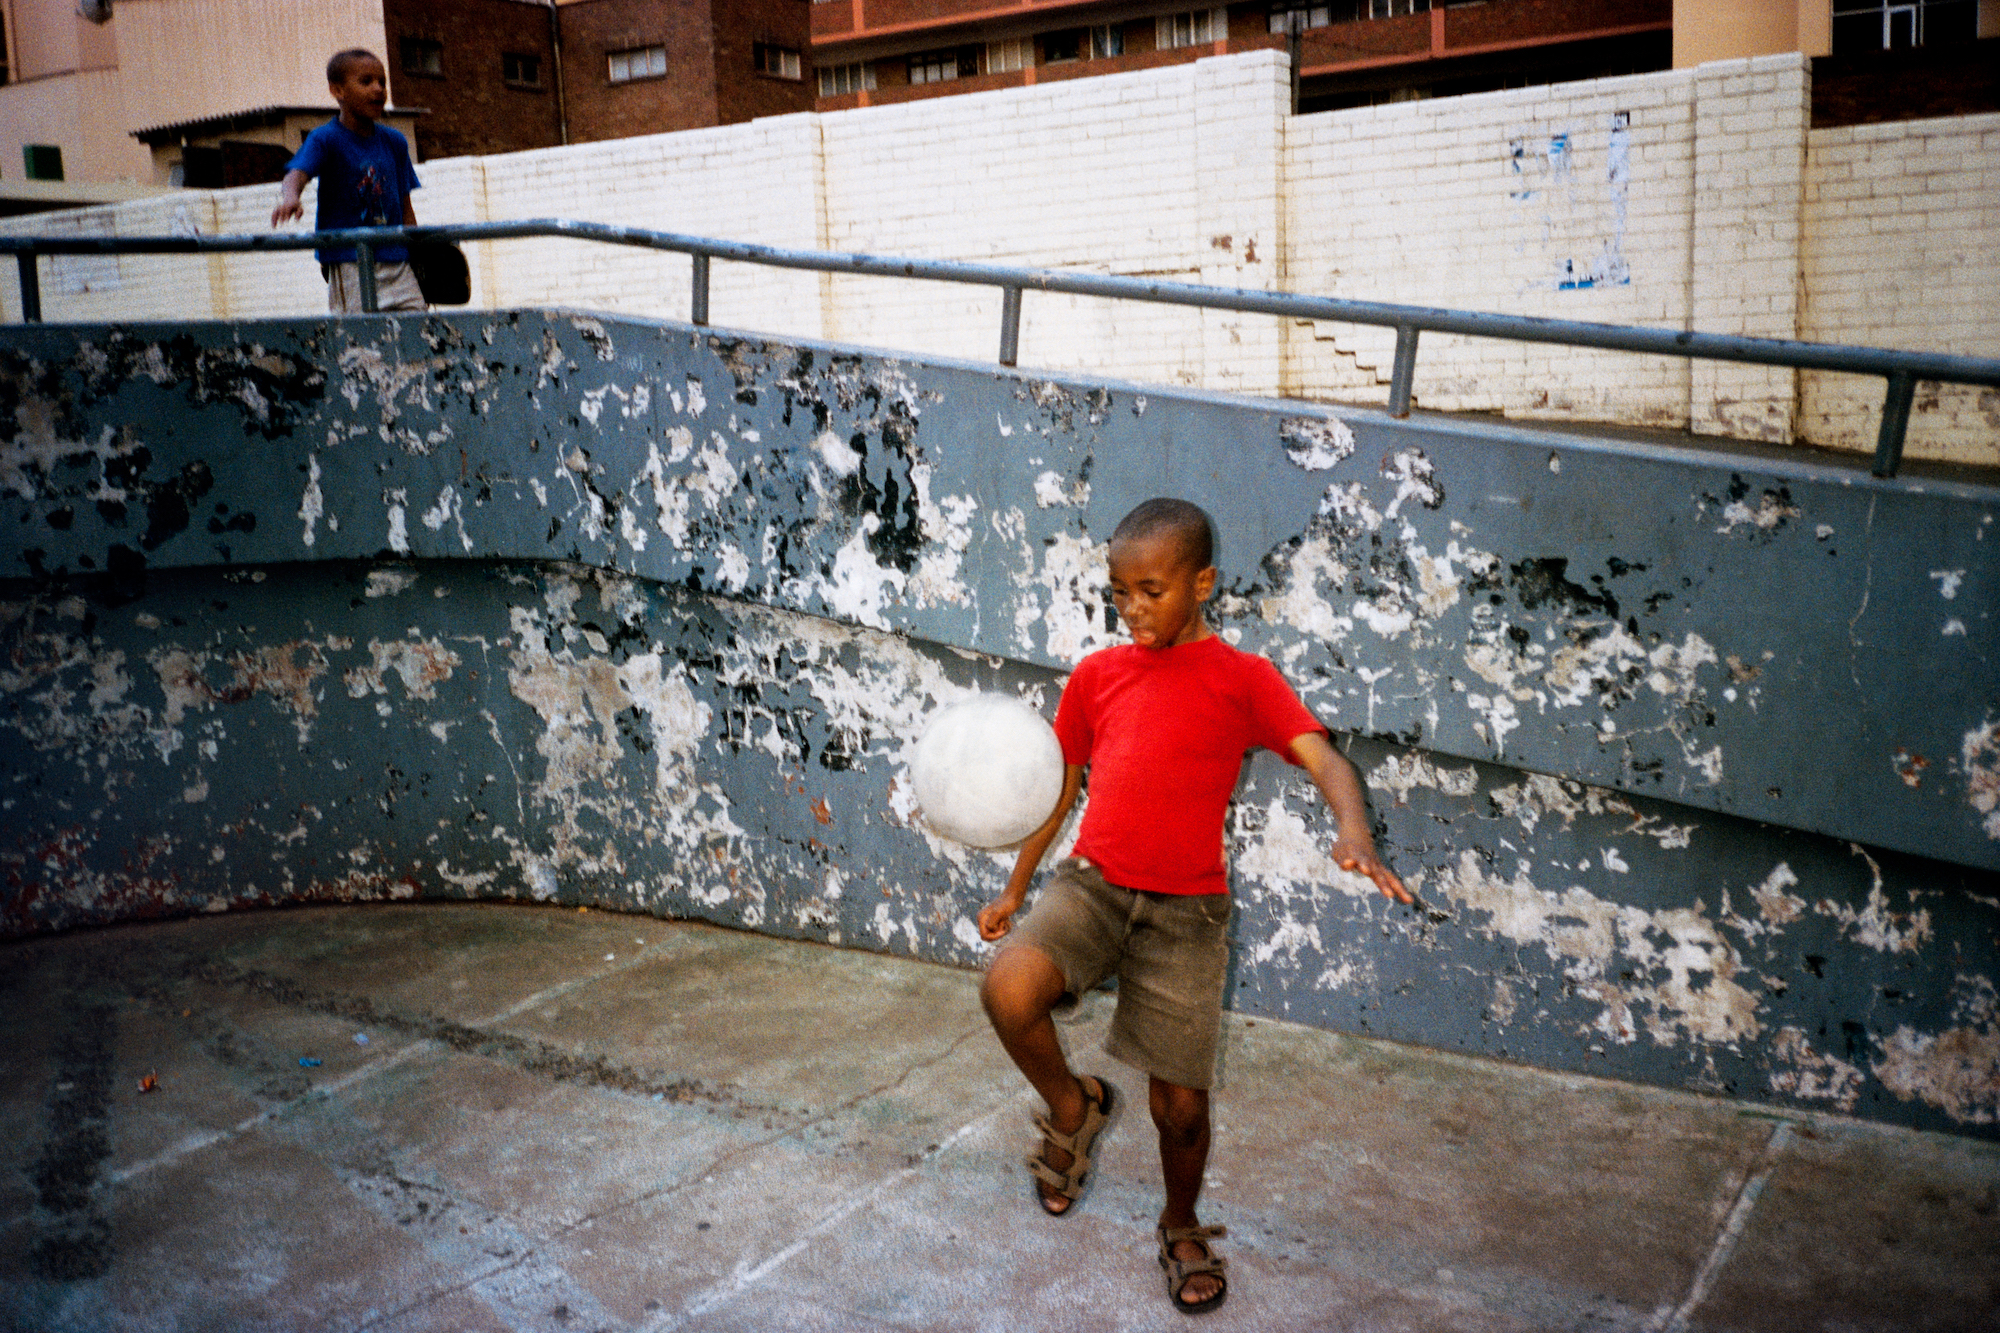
[978,497,1411,1314]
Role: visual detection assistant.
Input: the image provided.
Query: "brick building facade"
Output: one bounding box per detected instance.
[811,0,1676,112]
[379,0,812,158]
[383,0,563,160]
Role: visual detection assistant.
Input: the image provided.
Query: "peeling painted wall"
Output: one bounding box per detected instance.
[3,311,1996,1138]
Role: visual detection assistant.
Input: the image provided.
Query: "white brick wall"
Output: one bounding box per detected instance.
[1284,66,1717,429]
[818,62,1217,383]
[1799,113,2000,464]
[1688,54,1809,442]
[5,52,1993,465]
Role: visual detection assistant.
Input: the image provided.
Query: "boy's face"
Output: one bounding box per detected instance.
[1107,533,1215,650]
[331,57,389,123]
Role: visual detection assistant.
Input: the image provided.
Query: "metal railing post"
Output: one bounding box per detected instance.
[1872,371,1917,478]
[1388,324,1420,417]
[16,252,41,323]
[356,240,379,313]
[691,253,710,326]
[999,286,1022,367]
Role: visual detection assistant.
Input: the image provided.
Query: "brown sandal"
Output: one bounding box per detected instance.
[1025,1075,1117,1216]
[1158,1223,1229,1314]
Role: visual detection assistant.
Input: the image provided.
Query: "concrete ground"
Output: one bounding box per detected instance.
[1,904,1995,1333]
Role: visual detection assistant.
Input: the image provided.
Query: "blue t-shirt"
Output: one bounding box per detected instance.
[287,119,421,265]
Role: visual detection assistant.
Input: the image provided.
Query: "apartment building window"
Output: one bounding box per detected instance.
[400,37,443,77]
[1090,24,1124,58]
[986,38,1030,73]
[503,52,542,88]
[1045,29,1087,63]
[1268,5,1333,33]
[909,49,972,84]
[23,144,64,181]
[1158,10,1227,49]
[1831,0,1976,53]
[608,45,667,82]
[755,43,803,80]
[1369,0,1430,17]
[818,61,875,96]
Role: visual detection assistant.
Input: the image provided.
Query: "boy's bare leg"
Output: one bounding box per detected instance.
[1151,1076,1223,1307]
[980,945,1097,1213]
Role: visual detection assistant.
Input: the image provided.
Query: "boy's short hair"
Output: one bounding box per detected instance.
[1111,497,1216,570]
[327,48,380,85]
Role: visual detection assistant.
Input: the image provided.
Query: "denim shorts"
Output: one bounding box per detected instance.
[1000,857,1232,1090]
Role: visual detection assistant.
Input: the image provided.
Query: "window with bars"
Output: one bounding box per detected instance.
[608,45,667,82]
[503,52,542,88]
[1042,29,1083,62]
[1157,10,1227,49]
[1268,5,1332,33]
[909,49,971,84]
[400,38,443,77]
[1831,0,1976,53]
[755,43,802,80]
[986,39,1030,73]
[817,62,875,96]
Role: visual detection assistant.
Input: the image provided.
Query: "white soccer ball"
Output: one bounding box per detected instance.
[909,693,1065,848]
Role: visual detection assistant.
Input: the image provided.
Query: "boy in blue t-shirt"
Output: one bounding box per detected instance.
[271,49,425,314]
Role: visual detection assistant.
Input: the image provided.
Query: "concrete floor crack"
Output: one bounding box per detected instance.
[352,1019,994,1333]
[637,1084,1009,1333]
[1651,1118,1796,1333]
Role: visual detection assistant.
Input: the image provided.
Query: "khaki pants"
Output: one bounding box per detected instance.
[326,260,427,314]
[998,857,1233,1090]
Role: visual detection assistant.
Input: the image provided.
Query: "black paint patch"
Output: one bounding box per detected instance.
[140,461,214,552]
[77,331,328,441]
[1508,557,1619,619]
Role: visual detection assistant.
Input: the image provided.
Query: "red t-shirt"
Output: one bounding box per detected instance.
[1054,634,1323,896]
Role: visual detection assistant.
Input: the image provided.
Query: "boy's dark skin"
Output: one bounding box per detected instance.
[270,53,417,229]
[979,522,1412,1308]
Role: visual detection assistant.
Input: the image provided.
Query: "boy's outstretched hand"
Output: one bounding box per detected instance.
[1290,730,1414,906]
[1330,836,1412,905]
[271,169,309,228]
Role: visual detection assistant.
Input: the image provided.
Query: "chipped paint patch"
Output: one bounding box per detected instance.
[365,569,419,599]
[1873,976,2000,1124]
[344,636,462,701]
[1747,863,1807,927]
[1369,752,1479,805]
[1280,415,1356,471]
[1434,849,1762,1048]
[1770,1026,1863,1111]
[299,454,323,547]
[1964,719,2000,840]
[1014,529,1117,665]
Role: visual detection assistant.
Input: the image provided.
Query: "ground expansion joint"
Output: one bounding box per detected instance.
[1650,1119,1796,1333]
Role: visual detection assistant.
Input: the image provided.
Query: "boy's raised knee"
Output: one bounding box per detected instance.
[980,945,1066,1034]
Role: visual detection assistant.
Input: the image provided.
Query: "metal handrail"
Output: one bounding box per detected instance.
[6,218,1998,478]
